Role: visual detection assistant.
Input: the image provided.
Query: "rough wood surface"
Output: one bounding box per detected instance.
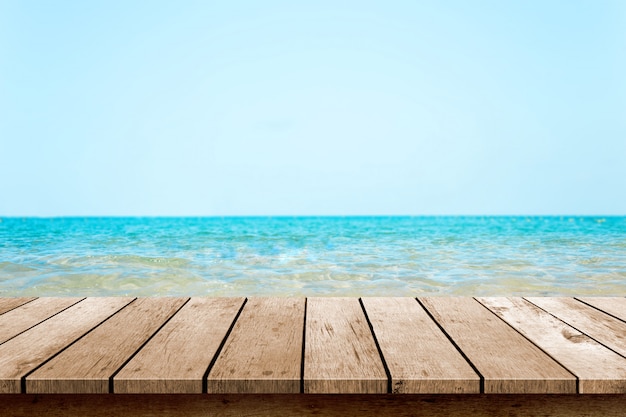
[526,297,626,358]
[419,297,575,393]
[576,297,626,321]
[115,297,245,393]
[304,297,387,393]
[361,297,480,393]
[0,298,37,315]
[2,394,626,417]
[26,297,187,394]
[2,297,626,396]
[0,298,83,344]
[207,298,304,393]
[0,297,133,393]
[478,297,626,393]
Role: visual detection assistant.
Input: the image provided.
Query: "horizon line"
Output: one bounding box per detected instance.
[1,214,624,219]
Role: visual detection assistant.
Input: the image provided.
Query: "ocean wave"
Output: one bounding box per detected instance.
[2,216,626,296]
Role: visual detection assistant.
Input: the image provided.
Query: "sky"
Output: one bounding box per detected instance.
[1,0,625,216]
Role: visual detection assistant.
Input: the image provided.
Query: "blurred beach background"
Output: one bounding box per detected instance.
[1,1,625,295]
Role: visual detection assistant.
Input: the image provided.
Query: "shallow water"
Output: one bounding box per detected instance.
[1,216,625,296]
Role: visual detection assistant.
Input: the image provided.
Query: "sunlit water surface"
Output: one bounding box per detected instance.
[1,216,625,296]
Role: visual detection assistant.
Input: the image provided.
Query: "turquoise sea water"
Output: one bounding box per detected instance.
[1,216,625,297]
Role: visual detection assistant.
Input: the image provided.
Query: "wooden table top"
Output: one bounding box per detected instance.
[0,296,625,395]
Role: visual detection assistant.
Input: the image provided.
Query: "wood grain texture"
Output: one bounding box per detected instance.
[26,297,187,394]
[0,298,37,315]
[2,394,626,417]
[0,297,133,393]
[419,297,575,394]
[0,298,83,344]
[304,297,387,393]
[577,297,626,321]
[3,296,626,398]
[478,297,626,393]
[526,297,626,358]
[115,297,245,393]
[207,298,304,394]
[361,297,480,393]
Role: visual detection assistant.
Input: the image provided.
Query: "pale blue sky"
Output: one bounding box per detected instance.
[1,0,625,216]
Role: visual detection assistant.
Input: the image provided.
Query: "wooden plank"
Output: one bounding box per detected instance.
[361,297,480,393]
[115,297,245,393]
[0,298,83,344]
[576,297,626,321]
[419,297,575,394]
[3,394,626,417]
[0,297,133,393]
[526,297,626,358]
[304,297,387,393]
[0,298,37,315]
[207,298,304,393]
[26,297,187,394]
[478,297,626,393]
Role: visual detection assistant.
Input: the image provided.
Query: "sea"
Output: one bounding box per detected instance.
[1,216,625,297]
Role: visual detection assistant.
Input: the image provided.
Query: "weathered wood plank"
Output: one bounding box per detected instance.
[0,297,133,393]
[207,298,304,393]
[0,298,83,344]
[361,297,480,393]
[115,297,245,393]
[304,297,387,393]
[576,297,626,322]
[0,298,37,315]
[26,297,187,394]
[478,297,626,393]
[419,297,575,394]
[3,296,626,398]
[526,297,626,358]
[2,394,626,417]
